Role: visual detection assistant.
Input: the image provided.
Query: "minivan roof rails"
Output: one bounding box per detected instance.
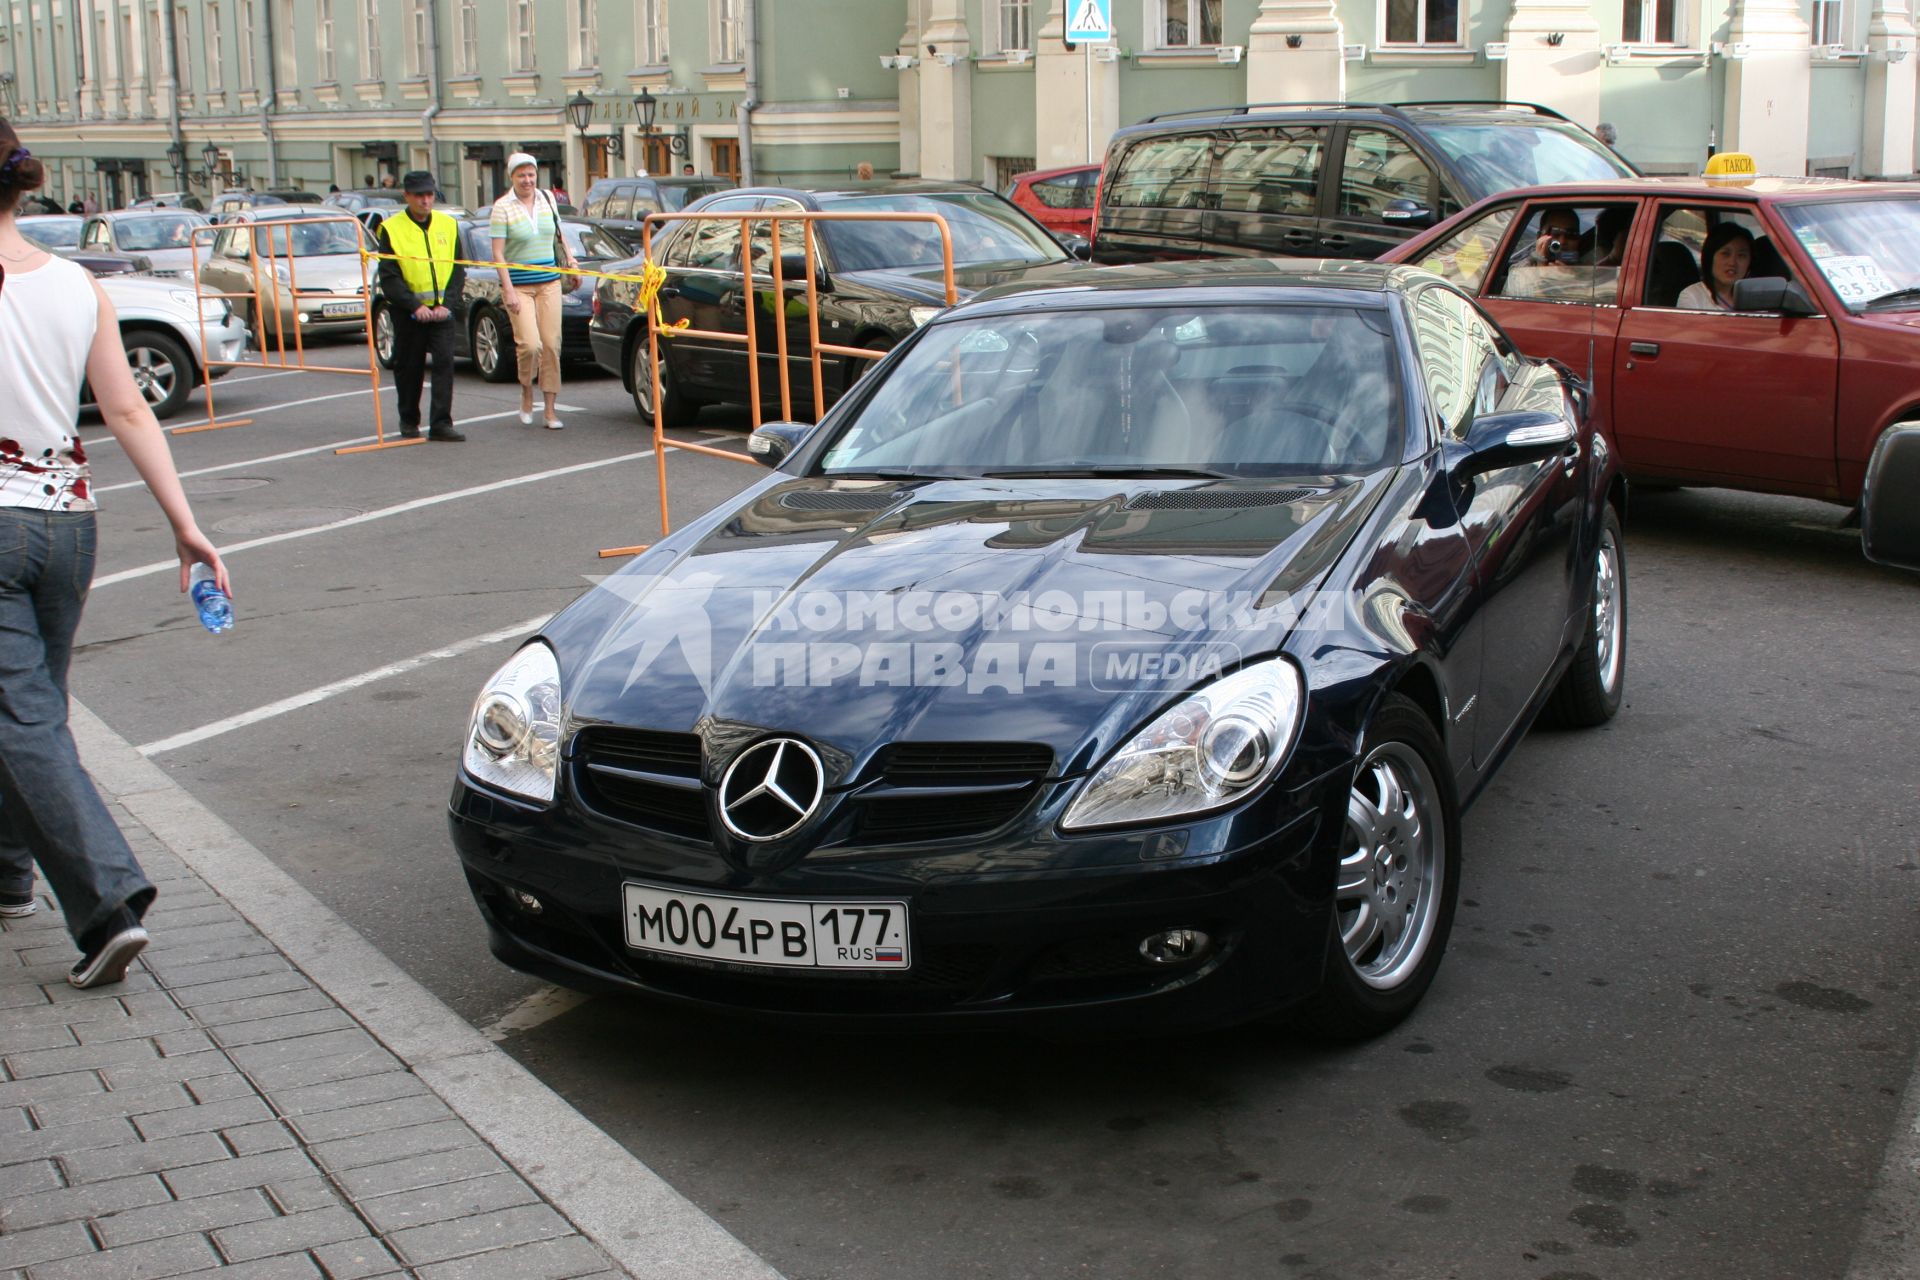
[1138,100,1572,125]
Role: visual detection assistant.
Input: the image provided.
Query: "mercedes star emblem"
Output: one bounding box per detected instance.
[718,738,825,842]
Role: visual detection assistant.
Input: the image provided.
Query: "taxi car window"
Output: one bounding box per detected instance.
[1214,128,1326,216]
[1105,134,1215,210]
[1488,203,1631,305]
[1778,197,1920,312]
[1642,205,1780,310]
[1414,204,1516,292]
[1339,129,1436,223]
[1410,284,1506,442]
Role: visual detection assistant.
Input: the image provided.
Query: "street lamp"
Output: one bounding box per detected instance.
[165,139,187,185]
[565,90,594,134]
[200,141,221,178]
[634,87,658,134]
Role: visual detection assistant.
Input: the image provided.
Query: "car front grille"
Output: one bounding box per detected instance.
[573,726,710,840]
[853,742,1054,843]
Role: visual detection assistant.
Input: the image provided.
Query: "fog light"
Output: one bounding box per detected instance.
[1139,928,1210,964]
[509,889,544,915]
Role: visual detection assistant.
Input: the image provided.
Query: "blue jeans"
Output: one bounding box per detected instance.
[0,508,154,946]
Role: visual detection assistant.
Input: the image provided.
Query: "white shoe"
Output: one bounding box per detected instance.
[544,417,565,430]
[519,409,533,425]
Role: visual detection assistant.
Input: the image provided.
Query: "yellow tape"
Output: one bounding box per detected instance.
[360,249,690,336]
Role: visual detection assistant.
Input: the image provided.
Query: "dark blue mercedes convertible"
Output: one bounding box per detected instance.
[449,260,1627,1038]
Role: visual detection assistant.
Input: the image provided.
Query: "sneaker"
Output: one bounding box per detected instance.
[398,423,422,439]
[69,909,149,989]
[0,890,37,918]
[428,426,467,442]
[544,417,565,430]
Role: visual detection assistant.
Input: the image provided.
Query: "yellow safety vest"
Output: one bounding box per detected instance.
[382,210,459,305]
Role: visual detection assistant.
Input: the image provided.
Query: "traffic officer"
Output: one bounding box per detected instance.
[376,170,465,441]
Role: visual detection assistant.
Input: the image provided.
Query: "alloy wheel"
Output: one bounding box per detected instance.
[1593,527,1624,696]
[1336,741,1445,990]
[126,343,177,407]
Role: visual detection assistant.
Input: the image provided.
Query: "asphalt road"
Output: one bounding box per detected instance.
[69,345,1920,1280]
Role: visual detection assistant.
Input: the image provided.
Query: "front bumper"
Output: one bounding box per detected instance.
[448,769,1346,1034]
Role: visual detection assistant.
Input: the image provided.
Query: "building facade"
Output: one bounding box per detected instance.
[1,0,1912,213]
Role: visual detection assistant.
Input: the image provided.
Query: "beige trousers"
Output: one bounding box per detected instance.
[508,279,563,394]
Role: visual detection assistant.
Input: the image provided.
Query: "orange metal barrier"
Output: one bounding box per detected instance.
[600,209,957,557]
[186,213,414,453]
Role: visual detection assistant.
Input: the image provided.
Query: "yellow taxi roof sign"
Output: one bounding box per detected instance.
[1705,152,1757,176]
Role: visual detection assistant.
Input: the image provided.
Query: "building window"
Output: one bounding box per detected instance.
[636,0,668,63]
[237,0,254,88]
[1160,0,1222,47]
[1811,0,1846,45]
[206,4,223,91]
[405,0,428,76]
[1382,0,1461,45]
[1622,0,1676,43]
[996,0,1031,52]
[173,8,193,91]
[145,6,162,86]
[514,0,536,70]
[318,0,337,80]
[361,0,381,78]
[276,0,296,87]
[457,0,478,72]
[572,0,597,68]
[714,0,745,63]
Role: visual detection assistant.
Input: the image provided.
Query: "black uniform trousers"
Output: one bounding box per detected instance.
[392,313,457,433]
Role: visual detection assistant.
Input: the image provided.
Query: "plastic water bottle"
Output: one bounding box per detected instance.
[189,564,234,634]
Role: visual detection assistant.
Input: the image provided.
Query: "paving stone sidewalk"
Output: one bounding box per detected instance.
[0,799,630,1280]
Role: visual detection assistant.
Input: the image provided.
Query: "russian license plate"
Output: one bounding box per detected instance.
[320,301,364,318]
[622,883,910,970]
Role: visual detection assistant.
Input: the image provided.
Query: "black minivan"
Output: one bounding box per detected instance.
[579,175,734,252]
[1093,101,1635,265]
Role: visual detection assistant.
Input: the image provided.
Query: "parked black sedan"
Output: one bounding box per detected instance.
[590,182,1077,425]
[371,216,626,379]
[450,260,1627,1037]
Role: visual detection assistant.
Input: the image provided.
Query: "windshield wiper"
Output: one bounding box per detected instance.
[980,465,1235,480]
[1860,286,1920,312]
[817,470,935,481]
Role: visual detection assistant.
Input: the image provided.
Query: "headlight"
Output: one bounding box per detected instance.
[909,305,941,327]
[1061,657,1304,831]
[463,643,562,802]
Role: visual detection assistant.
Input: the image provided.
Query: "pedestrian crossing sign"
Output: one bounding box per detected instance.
[1066,0,1113,42]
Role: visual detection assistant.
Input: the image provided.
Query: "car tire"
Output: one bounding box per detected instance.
[473,309,514,383]
[1293,694,1460,1042]
[122,329,195,420]
[372,305,397,370]
[1543,506,1627,728]
[631,337,700,425]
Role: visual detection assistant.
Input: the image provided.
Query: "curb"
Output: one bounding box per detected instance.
[70,698,785,1280]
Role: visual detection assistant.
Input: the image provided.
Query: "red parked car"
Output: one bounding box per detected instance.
[1004,163,1101,239]
[1384,175,1920,569]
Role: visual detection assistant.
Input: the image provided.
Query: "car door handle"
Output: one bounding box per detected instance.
[1319,234,1349,250]
[656,284,680,300]
[1628,341,1660,357]
[1281,229,1314,245]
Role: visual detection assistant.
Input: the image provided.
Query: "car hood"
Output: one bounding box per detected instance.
[550,472,1389,773]
[836,257,1084,305]
[1854,308,1920,333]
[97,274,199,313]
[264,255,370,291]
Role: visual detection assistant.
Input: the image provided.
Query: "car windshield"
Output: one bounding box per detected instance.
[661,183,723,211]
[1777,197,1920,311]
[250,213,370,257]
[562,221,623,259]
[1424,122,1633,194]
[820,192,1068,271]
[116,214,204,251]
[816,304,1404,478]
[21,217,83,248]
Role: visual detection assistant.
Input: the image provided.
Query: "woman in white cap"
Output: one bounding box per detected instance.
[489,152,578,429]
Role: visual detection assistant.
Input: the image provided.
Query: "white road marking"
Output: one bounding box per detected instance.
[95,406,574,493]
[216,369,311,384]
[92,448,657,588]
[136,612,552,756]
[479,987,594,1043]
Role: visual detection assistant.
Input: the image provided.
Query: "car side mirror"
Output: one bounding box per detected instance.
[777,252,831,294]
[1054,231,1093,260]
[1451,410,1575,481]
[1733,277,1819,317]
[747,420,815,469]
[1381,199,1437,228]
[1862,424,1920,571]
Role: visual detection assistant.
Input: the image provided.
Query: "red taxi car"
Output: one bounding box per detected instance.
[1384,175,1920,569]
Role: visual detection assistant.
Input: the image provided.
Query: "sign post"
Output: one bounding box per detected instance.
[1065,0,1113,165]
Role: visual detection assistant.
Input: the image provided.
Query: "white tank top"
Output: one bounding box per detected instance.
[0,254,99,511]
